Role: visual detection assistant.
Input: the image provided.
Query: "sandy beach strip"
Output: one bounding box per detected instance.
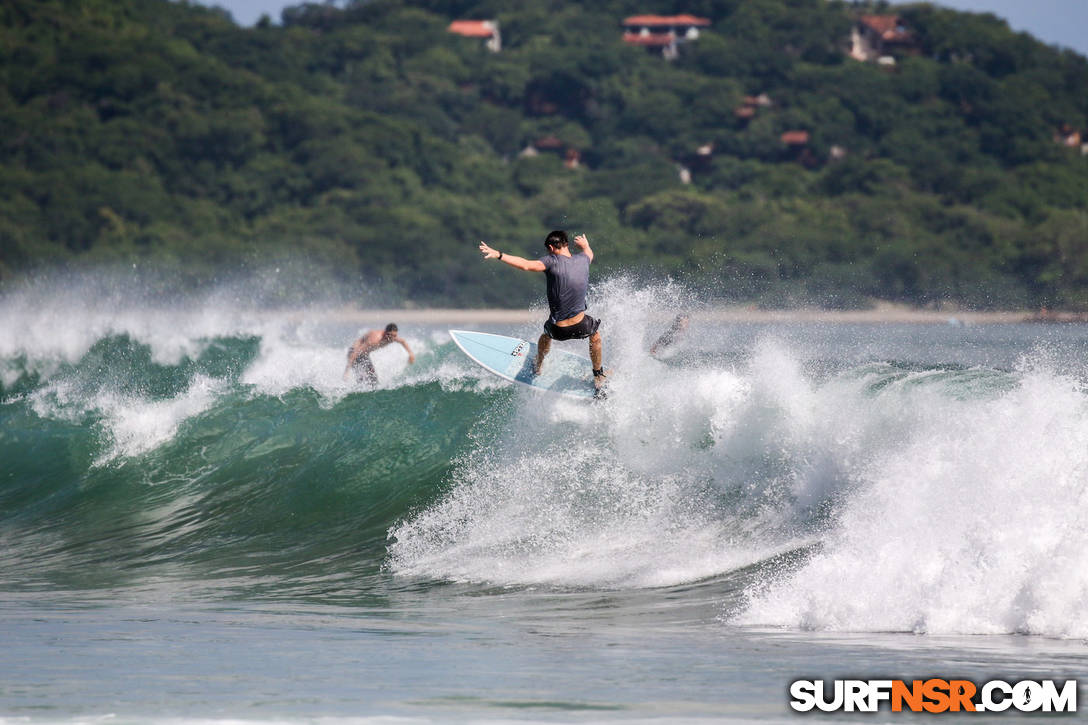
[317,303,1070,326]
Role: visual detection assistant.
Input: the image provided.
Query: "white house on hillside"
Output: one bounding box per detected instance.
[622,14,710,60]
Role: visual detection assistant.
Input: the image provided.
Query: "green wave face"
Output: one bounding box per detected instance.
[6,284,1088,642]
[0,325,1023,591]
[1,330,501,596]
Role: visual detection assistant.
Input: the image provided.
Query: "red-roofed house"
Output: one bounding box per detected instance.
[849,15,914,63]
[448,20,501,52]
[780,130,810,146]
[781,131,818,167]
[622,14,711,60]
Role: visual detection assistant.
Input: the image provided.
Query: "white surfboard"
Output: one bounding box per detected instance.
[449,329,598,400]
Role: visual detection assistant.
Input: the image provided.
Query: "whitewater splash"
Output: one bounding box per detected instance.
[740,361,1088,638]
[389,280,1088,639]
[4,273,1088,638]
[388,280,820,588]
[1,272,430,462]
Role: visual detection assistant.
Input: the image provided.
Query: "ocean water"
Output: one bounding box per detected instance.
[2,276,1088,723]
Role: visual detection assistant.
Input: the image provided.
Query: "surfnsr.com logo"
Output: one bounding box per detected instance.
[789,679,1078,713]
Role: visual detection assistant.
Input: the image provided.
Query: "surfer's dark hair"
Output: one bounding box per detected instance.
[544,230,569,249]
[384,323,398,334]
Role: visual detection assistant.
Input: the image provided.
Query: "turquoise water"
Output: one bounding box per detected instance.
[2,278,1088,721]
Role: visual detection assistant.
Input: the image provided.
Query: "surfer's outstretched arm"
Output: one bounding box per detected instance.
[479,242,545,272]
[396,337,416,364]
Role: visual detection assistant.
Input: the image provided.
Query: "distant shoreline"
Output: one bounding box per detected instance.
[317,303,1083,326]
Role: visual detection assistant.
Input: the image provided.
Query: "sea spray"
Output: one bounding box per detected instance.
[0,273,472,595]
[385,334,902,590]
[4,274,1088,640]
[387,289,846,589]
[740,358,1088,638]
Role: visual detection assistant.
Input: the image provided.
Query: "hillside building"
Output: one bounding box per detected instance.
[622,14,710,60]
[448,20,501,52]
[849,14,914,64]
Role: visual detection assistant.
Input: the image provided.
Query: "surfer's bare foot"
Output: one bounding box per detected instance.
[592,367,608,392]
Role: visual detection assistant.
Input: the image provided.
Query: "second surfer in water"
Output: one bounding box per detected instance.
[344,323,415,385]
[650,314,690,357]
[478,231,606,394]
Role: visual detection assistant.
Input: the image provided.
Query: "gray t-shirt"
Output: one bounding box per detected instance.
[539,251,591,323]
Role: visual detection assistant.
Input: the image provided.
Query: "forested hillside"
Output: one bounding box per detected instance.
[2,0,1087,307]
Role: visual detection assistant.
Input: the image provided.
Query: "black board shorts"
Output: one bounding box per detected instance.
[352,355,378,385]
[544,314,600,341]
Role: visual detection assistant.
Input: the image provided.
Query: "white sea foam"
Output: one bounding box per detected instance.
[386,335,857,590]
[93,375,224,464]
[238,317,359,400]
[390,280,1088,639]
[389,281,817,588]
[0,275,257,367]
[740,361,1088,637]
[25,373,224,464]
[0,270,437,404]
[8,274,1088,637]
[1,273,427,459]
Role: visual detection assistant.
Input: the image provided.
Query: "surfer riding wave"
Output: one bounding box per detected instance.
[344,324,415,385]
[479,230,606,394]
